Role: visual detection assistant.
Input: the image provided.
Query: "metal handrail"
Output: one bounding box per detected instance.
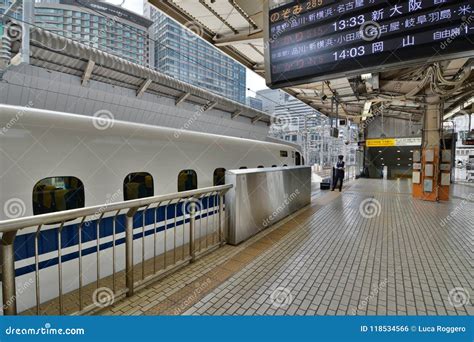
[0,184,232,232]
[0,184,232,315]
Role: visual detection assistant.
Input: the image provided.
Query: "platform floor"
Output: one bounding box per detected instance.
[100,179,473,316]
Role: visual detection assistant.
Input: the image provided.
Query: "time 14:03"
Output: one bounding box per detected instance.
[333,46,365,60]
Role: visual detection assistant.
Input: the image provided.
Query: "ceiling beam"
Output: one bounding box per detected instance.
[81,59,95,86]
[203,101,217,112]
[136,78,152,97]
[199,0,239,34]
[214,30,263,46]
[231,110,242,119]
[228,0,259,29]
[251,115,263,124]
[175,92,190,106]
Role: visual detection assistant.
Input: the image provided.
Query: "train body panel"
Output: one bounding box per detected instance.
[0,104,297,313]
[0,104,297,219]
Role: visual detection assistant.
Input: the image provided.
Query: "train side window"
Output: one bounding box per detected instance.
[239,166,247,169]
[280,151,288,157]
[283,164,288,167]
[123,172,154,201]
[295,152,301,166]
[178,170,198,192]
[257,165,264,168]
[213,168,226,186]
[302,156,305,165]
[272,165,277,167]
[33,176,85,215]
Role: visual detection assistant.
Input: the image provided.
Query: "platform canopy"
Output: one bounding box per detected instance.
[150,0,473,123]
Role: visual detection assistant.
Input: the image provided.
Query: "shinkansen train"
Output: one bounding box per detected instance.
[0,104,301,312]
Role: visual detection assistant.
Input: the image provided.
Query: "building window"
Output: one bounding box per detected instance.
[123,172,154,201]
[178,170,198,192]
[33,176,85,215]
[213,168,226,186]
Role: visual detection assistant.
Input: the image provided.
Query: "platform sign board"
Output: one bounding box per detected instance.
[265,0,474,88]
[366,137,421,147]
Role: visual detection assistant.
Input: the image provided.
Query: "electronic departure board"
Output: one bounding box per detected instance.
[265,0,474,87]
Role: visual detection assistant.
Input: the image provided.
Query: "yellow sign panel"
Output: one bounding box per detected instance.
[366,139,396,147]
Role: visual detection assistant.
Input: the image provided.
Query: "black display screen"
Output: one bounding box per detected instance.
[267,0,474,87]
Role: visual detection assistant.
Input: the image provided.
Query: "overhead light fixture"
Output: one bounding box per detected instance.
[378,150,382,153]
[410,150,414,153]
[361,73,372,80]
[397,163,401,166]
[380,158,384,160]
[397,158,400,160]
[397,150,401,153]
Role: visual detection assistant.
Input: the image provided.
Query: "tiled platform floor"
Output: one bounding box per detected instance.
[99,179,473,316]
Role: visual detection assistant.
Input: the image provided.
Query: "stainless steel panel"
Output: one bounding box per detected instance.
[226,166,311,245]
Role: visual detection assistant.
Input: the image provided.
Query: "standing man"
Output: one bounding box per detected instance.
[332,155,345,192]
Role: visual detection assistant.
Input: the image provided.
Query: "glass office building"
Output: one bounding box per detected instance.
[144,5,246,104]
[1,0,153,67]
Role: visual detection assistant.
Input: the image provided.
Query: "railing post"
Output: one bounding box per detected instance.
[125,208,137,297]
[2,231,17,315]
[189,201,196,262]
[219,194,225,246]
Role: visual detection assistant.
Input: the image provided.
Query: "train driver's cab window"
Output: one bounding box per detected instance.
[123,172,154,201]
[178,170,198,192]
[33,176,85,215]
[213,168,226,186]
[295,152,301,166]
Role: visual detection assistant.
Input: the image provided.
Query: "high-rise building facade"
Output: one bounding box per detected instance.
[1,0,154,67]
[144,4,246,104]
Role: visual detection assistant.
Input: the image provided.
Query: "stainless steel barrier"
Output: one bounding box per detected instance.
[0,184,232,315]
[225,166,311,245]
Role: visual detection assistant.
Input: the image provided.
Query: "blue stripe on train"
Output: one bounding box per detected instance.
[14,195,220,277]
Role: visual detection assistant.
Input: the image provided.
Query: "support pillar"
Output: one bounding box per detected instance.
[412,96,450,201]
